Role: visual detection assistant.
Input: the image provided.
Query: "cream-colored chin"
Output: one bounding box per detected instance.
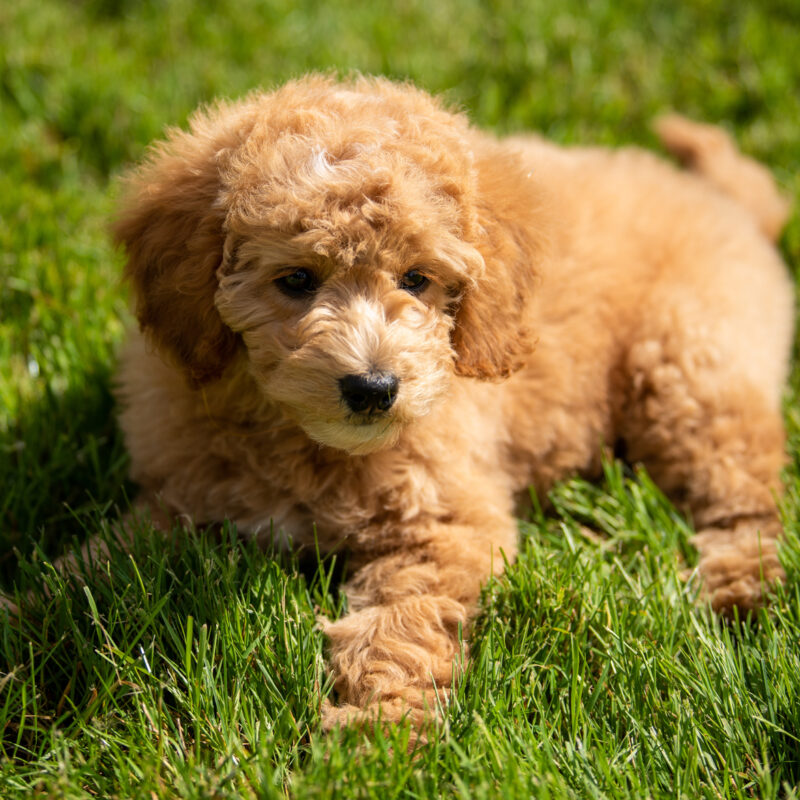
[300,417,402,455]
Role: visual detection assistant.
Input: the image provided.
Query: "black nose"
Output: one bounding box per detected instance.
[339,373,399,415]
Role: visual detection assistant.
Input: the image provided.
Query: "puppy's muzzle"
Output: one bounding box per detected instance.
[339,372,399,416]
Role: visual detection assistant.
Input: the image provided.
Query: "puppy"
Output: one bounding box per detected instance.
[114,75,793,731]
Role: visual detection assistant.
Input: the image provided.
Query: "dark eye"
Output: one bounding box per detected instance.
[399,269,429,294]
[276,268,317,297]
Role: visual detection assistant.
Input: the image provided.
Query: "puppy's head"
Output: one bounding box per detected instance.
[116,76,541,454]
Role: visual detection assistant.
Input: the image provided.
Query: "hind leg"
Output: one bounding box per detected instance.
[620,310,788,614]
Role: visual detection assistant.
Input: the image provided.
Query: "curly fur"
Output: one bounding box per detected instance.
[113,75,794,735]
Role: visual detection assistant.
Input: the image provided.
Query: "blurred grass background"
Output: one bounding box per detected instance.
[1,0,799,797]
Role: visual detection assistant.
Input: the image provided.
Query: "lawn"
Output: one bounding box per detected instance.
[1,0,800,797]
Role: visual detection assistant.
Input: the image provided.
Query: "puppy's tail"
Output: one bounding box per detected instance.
[654,113,791,242]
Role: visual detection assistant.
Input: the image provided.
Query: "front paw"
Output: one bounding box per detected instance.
[320,693,442,750]
[0,593,21,619]
[692,517,784,615]
[318,595,465,747]
[321,597,465,704]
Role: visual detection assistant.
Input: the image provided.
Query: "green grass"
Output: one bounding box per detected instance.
[1,0,800,796]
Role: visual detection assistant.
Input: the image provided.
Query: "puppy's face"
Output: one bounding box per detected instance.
[216,251,459,455]
[214,151,482,453]
[117,77,539,454]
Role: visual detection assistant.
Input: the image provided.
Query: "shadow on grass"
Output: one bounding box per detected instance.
[0,354,351,769]
[0,357,132,588]
[0,355,348,766]
[0,517,342,769]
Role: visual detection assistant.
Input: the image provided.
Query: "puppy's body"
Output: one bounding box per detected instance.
[119,125,791,539]
[115,77,792,730]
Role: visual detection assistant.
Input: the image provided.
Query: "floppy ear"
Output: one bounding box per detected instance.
[451,150,544,379]
[114,109,246,386]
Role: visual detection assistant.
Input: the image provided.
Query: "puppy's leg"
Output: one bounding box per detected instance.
[321,509,517,739]
[57,498,171,572]
[622,329,788,614]
[1,497,170,615]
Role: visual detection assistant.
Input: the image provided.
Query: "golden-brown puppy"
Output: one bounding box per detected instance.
[114,75,793,732]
